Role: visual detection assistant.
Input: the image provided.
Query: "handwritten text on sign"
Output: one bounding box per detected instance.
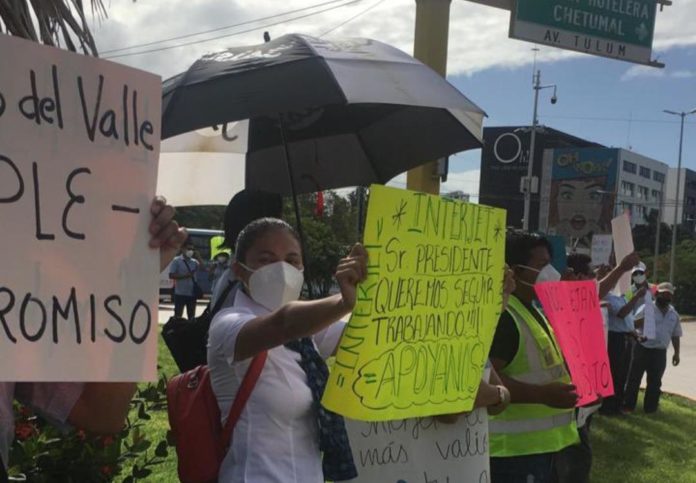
[0,34,161,381]
[322,185,506,420]
[346,410,490,483]
[535,281,614,406]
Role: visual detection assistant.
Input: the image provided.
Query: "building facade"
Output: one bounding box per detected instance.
[663,167,696,233]
[479,126,602,230]
[615,150,669,226]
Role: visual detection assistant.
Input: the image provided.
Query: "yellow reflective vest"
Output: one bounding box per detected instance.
[489,295,580,457]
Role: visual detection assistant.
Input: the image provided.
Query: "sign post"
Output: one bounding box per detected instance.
[510,0,663,67]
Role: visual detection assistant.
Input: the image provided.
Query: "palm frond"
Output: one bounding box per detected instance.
[0,0,108,56]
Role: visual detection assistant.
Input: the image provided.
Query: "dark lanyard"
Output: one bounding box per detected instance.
[0,458,8,483]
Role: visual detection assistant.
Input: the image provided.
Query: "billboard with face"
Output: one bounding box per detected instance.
[480,126,603,231]
[545,148,618,248]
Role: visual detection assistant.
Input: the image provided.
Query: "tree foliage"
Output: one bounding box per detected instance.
[283,190,364,298]
[643,238,696,315]
[174,206,226,231]
[0,1,107,55]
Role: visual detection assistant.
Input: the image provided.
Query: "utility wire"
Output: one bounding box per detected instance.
[102,0,354,54]
[540,115,696,125]
[318,0,388,37]
[104,0,363,59]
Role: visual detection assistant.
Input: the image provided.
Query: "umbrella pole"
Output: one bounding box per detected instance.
[277,115,314,299]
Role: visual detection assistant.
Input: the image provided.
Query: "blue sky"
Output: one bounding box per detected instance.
[91,0,696,199]
[446,43,696,182]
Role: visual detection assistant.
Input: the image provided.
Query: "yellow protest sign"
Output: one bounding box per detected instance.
[322,185,507,421]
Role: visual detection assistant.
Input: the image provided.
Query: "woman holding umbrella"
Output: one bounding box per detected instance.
[207,217,365,482]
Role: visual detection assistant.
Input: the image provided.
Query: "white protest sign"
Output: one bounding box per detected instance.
[611,213,634,296]
[346,411,489,483]
[591,234,613,267]
[0,34,161,381]
[642,291,657,340]
[157,153,245,206]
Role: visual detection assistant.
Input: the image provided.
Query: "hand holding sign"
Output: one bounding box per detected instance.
[148,196,188,271]
[336,243,369,312]
[535,281,614,406]
[540,381,579,409]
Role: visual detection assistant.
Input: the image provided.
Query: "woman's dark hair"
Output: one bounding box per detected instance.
[222,190,283,250]
[505,230,554,267]
[567,253,592,277]
[235,218,300,263]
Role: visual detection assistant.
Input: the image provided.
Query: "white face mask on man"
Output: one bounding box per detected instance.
[185,250,194,258]
[238,261,304,311]
[516,263,562,287]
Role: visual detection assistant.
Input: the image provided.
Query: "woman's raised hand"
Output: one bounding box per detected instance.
[148,196,187,272]
[335,243,368,311]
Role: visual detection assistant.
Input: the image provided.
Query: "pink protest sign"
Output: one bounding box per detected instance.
[535,281,614,406]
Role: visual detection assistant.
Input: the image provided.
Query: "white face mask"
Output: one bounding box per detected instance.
[516,263,562,286]
[185,250,194,258]
[239,261,304,311]
[633,274,646,285]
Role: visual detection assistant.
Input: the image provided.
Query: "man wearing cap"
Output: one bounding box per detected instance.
[626,262,657,303]
[623,282,682,413]
[601,282,646,415]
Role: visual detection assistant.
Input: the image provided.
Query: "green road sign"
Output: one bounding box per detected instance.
[510,0,660,67]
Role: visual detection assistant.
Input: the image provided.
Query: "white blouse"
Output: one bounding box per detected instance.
[207,291,345,483]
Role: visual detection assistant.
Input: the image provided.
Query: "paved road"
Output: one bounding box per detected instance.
[157,301,207,324]
[656,321,695,400]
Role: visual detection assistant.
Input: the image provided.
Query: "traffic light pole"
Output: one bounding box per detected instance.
[406,0,451,195]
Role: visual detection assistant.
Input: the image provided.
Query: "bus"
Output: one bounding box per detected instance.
[159,228,228,302]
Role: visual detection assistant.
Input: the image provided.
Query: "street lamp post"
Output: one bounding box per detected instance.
[663,108,696,284]
[522,70,557,231]
[653,181,663,281]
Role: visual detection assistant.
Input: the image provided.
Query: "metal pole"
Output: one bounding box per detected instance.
[669,114,685,283]
[278,115,314,298]
[357,186,366,236]
[653,182,662,281]
[523,70,540,231]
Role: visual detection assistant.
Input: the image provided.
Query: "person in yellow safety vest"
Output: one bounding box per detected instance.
[488,231,579,483]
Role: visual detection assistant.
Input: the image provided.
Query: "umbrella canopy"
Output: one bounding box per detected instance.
[161,34,485,195]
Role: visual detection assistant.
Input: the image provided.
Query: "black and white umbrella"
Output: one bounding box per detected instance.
[161,34,486,196]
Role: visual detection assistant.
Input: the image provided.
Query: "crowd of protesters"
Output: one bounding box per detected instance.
[2,190,685,483]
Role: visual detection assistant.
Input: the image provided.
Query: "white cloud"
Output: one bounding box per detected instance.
[89,0,696,80]
[621,65,696,81]
[621,64,666,81]
[671,70,696,79]
[386,169,481,202]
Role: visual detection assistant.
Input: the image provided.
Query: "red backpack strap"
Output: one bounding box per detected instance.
[220,351,268,449]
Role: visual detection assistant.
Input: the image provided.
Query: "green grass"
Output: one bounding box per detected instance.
[119,332,179,482]
[126,335,696,482]
[592,394,696,482]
